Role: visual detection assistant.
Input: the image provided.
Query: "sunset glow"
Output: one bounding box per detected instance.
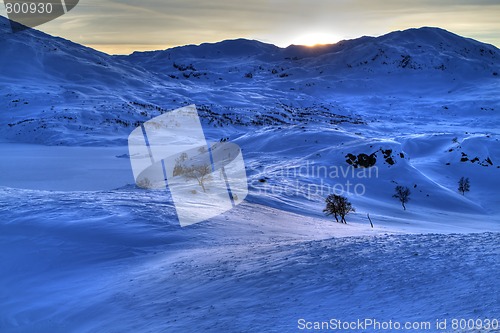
[291,32,338,46]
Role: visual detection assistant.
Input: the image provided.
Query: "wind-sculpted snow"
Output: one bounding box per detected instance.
[0,193,498,332]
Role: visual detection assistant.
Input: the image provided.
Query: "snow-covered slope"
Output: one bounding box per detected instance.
[0,187,498,332]
[0,15,174,145]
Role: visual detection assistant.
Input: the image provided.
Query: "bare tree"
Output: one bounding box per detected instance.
[173,152,189,177]
[393,185,411,210]
[337,196,355,223]
[323,194,355,224]
[458,176,470,196]
[324,194,340,223]
[183,164,212,192]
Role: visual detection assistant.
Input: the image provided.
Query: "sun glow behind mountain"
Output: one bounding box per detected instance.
[291,32,339,46]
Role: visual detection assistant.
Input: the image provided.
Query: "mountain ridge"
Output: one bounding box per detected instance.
[126,26,500,59]
[122,25,500,83]
[1,13,498,81]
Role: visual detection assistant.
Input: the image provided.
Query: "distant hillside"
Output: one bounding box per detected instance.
[125,27,500,81]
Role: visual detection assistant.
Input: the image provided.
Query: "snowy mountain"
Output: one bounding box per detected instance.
[1,14,499,145]
[1,14,499,333]
[127,27,499,82]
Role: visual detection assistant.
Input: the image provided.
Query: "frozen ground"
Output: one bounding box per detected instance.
[0,188,498,332]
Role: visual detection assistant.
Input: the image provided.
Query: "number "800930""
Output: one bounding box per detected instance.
[451,318,499,330]
[5,2,53,14]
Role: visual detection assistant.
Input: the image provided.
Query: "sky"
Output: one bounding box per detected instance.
[1,0,499,54]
